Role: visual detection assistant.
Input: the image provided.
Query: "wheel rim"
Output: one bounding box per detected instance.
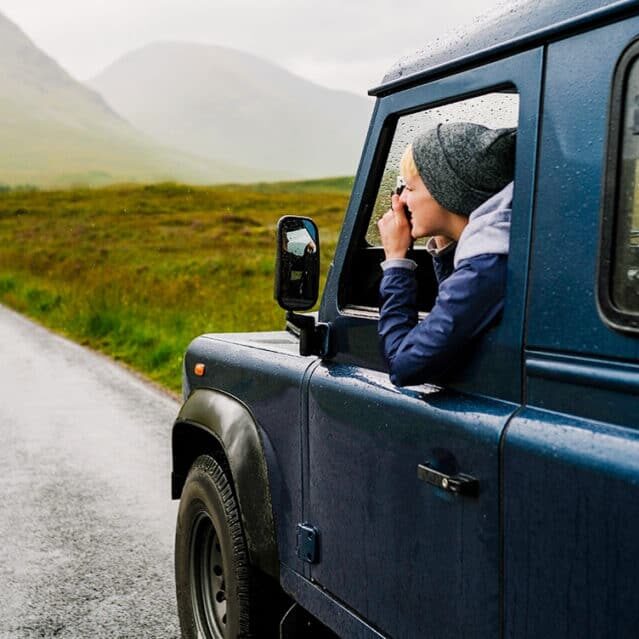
[189,511,227,639]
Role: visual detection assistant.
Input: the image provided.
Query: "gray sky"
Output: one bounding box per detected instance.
[0,0,504,95]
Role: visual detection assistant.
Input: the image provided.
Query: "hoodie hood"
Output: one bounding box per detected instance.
[453,181,513,269]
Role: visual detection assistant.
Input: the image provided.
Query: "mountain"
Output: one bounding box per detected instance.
[88,42,373,178]
[0,13,264,186]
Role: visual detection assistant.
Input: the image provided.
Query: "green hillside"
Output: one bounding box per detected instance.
[0,13,276,187]
[89,42,372,178]
[0,100,273,187]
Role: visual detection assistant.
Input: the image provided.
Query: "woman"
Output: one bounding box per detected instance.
[377,121,516,386]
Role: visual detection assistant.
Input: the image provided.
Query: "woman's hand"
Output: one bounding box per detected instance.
[377,193,412,260]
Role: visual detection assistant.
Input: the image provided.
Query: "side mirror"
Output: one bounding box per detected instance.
[275,216,320,311]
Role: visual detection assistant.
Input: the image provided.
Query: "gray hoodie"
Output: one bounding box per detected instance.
[453,181,513,268]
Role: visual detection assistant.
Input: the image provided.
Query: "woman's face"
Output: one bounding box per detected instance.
[399,172,450,239]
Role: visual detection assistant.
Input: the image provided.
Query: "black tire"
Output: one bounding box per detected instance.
[175,454,256,638]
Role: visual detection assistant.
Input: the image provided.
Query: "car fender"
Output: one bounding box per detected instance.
[172,388,278,578]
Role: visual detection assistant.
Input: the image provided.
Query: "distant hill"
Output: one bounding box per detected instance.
[0,13,266,186]
[88,42,373,179]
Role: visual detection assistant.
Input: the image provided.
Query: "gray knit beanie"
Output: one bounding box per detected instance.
[411,122,516,216]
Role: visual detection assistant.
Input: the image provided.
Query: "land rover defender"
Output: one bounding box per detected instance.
[172,1,639,637]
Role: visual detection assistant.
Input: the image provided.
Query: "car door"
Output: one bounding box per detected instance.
[304,48,543,638]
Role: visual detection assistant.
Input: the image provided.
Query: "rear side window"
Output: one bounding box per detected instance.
[600,40,639,330]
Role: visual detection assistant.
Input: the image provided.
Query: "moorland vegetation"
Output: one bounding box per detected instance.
[0,178,352,393]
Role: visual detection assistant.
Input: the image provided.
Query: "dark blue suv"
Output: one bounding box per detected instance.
[171,1,639,637]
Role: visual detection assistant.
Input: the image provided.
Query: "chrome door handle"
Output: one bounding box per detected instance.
[417,464,479,497]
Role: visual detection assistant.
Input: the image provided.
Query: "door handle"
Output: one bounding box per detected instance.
[417,464,479,497]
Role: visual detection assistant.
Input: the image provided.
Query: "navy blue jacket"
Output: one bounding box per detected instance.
[378,183,513,387]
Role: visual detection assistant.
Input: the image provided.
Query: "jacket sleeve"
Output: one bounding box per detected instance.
[378,254,507,387]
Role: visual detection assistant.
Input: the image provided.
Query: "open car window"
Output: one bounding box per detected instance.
[365,92,519,247]
[341,91,519,315]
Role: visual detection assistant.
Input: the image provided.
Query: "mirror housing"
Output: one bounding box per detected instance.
[275,216,320,311]
[274,216,331,357]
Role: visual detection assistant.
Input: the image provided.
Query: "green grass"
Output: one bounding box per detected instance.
[0,179,351,393]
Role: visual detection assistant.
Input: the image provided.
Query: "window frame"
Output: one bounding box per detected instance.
[338,83,519,316]
[598,37,639,333]
[360,86,520,250]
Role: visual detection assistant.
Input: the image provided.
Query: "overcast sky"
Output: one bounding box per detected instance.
[0,0,505,95]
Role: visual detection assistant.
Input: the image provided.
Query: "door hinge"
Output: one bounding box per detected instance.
[296,523,319,564]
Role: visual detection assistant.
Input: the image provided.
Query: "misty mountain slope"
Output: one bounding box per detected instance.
[0,13,267,186]
[89,42,373,178]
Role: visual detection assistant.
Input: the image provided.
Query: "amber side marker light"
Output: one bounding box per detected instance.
[194,363,206,377]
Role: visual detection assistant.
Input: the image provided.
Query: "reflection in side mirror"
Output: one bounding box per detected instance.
[275,216,320,311]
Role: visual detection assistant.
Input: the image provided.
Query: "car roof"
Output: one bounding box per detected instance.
[371,0,639,96]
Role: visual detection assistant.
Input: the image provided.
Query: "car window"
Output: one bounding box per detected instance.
[611,56,639,313]
[365,92,519,246]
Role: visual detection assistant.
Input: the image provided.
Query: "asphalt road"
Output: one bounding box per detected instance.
[0,304,182,638]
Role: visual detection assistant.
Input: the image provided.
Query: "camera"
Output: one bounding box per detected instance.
[393,176,412,227]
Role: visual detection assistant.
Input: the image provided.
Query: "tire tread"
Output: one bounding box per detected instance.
[191,455,253,637]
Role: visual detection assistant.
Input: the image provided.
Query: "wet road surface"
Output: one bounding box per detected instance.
[0,304,181,638]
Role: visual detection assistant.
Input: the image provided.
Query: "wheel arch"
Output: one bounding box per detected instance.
[172,388,279,579]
